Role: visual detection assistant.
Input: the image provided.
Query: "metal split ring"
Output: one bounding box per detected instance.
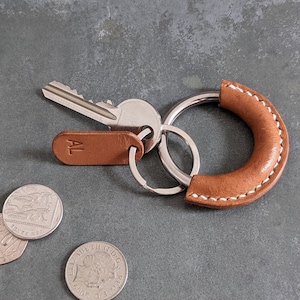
[158,92,220,186]
[128,124,200,195]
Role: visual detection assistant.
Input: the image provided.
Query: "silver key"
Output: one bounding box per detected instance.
[42,81,161,153]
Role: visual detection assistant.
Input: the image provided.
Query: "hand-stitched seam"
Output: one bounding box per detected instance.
[190,83,284,202]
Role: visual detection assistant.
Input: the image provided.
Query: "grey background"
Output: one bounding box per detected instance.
[0,1,299,299]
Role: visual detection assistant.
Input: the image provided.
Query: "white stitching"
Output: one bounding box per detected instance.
[190,83,284,202]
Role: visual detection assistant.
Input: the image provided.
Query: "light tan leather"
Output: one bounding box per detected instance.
[52,131,144,165]
[185,80,289,208]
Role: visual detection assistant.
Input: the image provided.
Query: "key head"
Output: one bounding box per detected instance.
[110,99,162,153]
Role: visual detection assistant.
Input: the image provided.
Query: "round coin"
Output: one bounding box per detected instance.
[2,184,63,240]
[0,213,28,264]
[65,241,128,300]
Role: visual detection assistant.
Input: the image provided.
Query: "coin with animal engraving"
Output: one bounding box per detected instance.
[65,241,128,300]
[0,213,28,264]
[2,184,63,240]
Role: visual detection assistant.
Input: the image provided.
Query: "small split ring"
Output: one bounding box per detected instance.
[128,124,200,195]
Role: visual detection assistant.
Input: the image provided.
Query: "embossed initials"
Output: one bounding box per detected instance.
[67,140,84,155]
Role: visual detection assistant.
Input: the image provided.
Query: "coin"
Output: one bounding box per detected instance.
[0,213,28,264]
[65,241,128,300]
[2,184,63,240]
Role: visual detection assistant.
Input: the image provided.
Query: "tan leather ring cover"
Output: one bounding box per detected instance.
[185,80,289,208]
[52,131,144,165]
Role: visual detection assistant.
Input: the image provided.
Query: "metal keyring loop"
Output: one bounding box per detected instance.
[158,92,220,186]
[128,124,200,195]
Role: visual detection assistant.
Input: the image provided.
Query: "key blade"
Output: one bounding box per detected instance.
[42,81,119,124]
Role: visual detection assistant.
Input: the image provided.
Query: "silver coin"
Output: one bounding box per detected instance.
[0,213,28,264]
[65,241,128,300]
[2,184,63,240]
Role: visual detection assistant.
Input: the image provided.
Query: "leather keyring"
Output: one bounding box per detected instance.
[159,80,289,208]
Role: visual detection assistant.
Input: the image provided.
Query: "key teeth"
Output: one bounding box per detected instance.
[43,80,119,123]
[95,101,117,109]
[48,81,85,99]
[71,89,84,99]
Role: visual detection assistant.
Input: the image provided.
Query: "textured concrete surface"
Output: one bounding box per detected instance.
[0,1,299,299]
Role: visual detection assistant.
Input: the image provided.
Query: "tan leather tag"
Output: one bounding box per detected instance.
[52,131,144,165]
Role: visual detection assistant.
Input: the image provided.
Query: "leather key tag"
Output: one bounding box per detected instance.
[52,131,144,165]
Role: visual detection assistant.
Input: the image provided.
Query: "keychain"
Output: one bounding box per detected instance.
[43,80,289,208]
[129,80,289,208]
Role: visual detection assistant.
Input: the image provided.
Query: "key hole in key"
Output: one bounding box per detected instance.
[140,125,154,140]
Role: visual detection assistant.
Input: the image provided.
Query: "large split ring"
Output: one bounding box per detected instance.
[158,92,219,186]
[158,80,289,208]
